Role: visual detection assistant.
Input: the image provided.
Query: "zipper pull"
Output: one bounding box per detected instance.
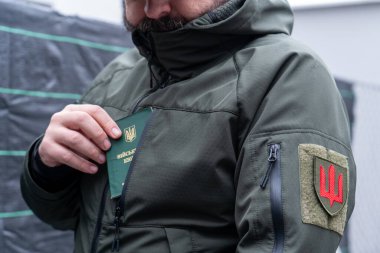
[111,206,121,252]
[260,144,279,189]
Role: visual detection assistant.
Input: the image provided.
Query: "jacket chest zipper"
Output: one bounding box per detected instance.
[111,206,121,252]
[90,84,162,253]
[90,181,109,253]
[130,65,171,114]
[260,144,284,253]
[130,84,160,114]
[111,107,158,252]
[91,30,169,253]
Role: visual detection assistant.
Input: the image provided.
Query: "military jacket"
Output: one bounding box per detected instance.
[21,0,356,252]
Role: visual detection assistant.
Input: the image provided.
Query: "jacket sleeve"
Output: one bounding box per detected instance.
[234,48,356,252]
[20,137,81,230]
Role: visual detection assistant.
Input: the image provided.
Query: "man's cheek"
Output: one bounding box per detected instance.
[125,2,146,26]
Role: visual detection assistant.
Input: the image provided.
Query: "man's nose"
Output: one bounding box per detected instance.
[144,0,172,20]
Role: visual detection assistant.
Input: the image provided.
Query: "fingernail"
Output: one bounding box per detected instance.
[90,166,98,173]
[112,127,122,137]
[104,139,111,150]
[99,154,106,163]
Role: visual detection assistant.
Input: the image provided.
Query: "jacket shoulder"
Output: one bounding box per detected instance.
[80,48,145,105]
[236,34,328,75]
[236,34,351,147]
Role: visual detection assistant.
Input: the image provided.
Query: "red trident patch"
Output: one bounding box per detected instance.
[314,157,348,216]
[320,164,343,207]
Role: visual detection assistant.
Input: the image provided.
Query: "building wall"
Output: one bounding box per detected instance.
[292,3,380,85]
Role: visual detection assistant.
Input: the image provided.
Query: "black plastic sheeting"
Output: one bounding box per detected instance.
[0,1,355,252]
[0,0,132,252]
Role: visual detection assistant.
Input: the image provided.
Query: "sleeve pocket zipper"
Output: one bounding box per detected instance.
[260,144,284,253]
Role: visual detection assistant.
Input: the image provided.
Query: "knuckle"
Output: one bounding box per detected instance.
[40,137,57,154]
[45,128,64,147]
[92,105,102,113]
[94,129,106,140]
[61,152,73,164]
[38,144,50,159]
[104,120,115,129]
[44,128,54,139]
[90,149,99,159]
[50,112,62,123]
[75,111,88,122]
[40,147,57,166]
[69,133,82,145]
[91,105,105,118]
[79,160,90,171]
[64,104,75,111]
[39,138,51,153]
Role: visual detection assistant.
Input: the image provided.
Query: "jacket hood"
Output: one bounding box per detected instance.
[132,0,294,81]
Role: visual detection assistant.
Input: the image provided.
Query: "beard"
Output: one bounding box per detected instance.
[125,16,187,33]
[121,0,185,32]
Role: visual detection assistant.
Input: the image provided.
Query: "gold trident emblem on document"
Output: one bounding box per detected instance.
[124,125,136,143]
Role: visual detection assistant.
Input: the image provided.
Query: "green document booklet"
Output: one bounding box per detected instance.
[106,108,153,199]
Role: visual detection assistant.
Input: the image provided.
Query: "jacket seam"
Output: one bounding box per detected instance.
[100,223,229,230]
[233,53,242,192]
[250,128,352,153]
[142,104,239,116]
[80,102,132,113]
[232,52,242,129]
[79,103,238,116]
[80,66,132,102]
[232,53,241,105]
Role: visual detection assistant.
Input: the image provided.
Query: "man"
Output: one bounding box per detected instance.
[21,0,356,252]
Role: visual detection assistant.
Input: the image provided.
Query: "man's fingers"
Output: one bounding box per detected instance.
[64,104,122,139]
[43,143,99,174]
[56,128,106,165]
[57,146,98,174]
[39,104,118,174]
[58,111,111,151]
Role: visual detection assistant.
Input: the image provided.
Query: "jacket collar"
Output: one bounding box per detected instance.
[132,0,294,82]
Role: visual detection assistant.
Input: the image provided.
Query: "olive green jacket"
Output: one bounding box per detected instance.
[21,0,356,252]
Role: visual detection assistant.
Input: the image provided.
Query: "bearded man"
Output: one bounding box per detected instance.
[21,0,356,252]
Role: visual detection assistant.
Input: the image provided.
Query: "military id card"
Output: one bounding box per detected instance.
[106,108,153,199]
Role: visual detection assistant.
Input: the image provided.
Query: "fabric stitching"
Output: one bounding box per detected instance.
[85,103,131,113]
[249,128,352,153]
[80,66,132,102]
[140,104,239,116]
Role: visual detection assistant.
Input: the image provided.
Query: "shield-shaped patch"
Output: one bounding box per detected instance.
[314,157,348,216]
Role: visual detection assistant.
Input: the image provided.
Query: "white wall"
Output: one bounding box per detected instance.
[292,3,380,85]
[30,0,123,24]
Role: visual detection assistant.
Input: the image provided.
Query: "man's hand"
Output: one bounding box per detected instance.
[38,104,122,174]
